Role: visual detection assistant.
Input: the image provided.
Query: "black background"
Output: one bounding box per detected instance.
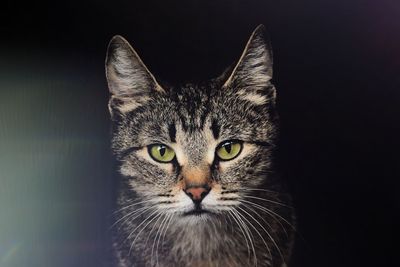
[2,0,400,266]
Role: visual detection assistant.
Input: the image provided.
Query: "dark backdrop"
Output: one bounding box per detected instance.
[1,0,399,266]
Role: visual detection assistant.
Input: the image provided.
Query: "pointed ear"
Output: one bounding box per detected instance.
[223,25,275,106]
[105,35,164,116]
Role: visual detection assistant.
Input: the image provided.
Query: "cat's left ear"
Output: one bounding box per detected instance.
[223,25,276,105]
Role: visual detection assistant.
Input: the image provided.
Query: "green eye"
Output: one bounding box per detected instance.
[148,144,176,163]
[216,140,243,161]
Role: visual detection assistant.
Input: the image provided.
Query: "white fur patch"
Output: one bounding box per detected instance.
[237,90,268,105]
[109,95,150,114]
[242,93,268,105]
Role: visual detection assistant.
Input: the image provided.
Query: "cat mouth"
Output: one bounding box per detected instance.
[183,208,210,216]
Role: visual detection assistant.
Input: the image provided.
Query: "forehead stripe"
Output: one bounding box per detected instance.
[211,119,220,139]
[168,123,176,143]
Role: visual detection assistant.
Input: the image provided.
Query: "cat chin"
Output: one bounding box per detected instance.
[176,211,214,225]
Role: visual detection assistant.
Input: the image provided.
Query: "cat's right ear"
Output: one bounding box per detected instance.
[105,35,164,117]
[221,25,275,107]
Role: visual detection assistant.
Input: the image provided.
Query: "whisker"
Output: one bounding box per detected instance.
[112,199,155,215]
[240,188,279,194]
[227,210,251,264]
[240,202,282,237]
[111,206,154,230]
[231,209,258,267]
[225,212,235,234]
[237,206,284,264]
[143,210,166,249]
[240,202,288,238]
[240,199,296,232]
[235,207,272,261]
[242,195,293,209]
[112,198,176,230]
[151,213,168,267]
[156,213,173,267]
[125,210,161,255]
[128,213,164,256]
[160,213,174,252]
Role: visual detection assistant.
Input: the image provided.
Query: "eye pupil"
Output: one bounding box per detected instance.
[225,144,232,153]
[159,147,166,156]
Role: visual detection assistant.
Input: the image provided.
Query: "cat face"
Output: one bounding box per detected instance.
[106,25,278,223]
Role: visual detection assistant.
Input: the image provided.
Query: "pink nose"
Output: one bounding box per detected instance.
[184,186,210,202]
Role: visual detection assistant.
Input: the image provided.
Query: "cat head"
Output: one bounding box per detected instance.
[106,25,278,223]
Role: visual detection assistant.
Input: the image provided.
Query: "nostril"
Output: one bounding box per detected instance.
[200,191,208,199]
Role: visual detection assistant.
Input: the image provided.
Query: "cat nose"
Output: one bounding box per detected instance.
[184,185,210,203]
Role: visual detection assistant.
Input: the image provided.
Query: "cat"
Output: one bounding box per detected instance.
[105,25,295,267]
